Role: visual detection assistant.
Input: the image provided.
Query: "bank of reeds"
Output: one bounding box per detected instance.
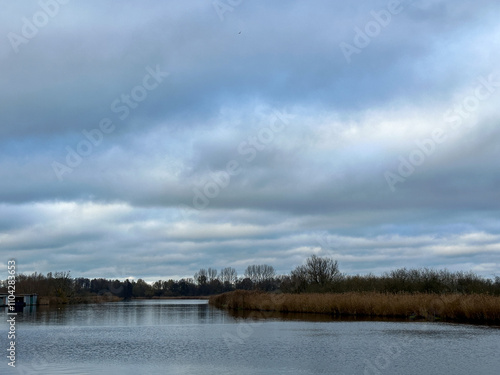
[209,290,500,324]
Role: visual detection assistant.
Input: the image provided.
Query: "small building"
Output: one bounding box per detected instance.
[0,293,38,307]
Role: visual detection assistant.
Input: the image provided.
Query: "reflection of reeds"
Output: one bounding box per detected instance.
[209,290,500,324]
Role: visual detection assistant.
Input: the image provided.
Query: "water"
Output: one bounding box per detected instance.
[1,300,499,375]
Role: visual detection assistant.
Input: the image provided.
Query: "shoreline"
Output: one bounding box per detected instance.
[34,295,210,305]
[209,290,500,325]
[135,296,210,300]
[37,295,123,305]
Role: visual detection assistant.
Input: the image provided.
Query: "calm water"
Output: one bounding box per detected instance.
[1,300,499,375]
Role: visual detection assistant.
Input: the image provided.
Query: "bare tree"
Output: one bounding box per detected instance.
[194,268,208,285]
[220,267,238,285]
[291,255,341,290]
[207,267,218,282]
[53,271,73,298]
[244,264,275,284]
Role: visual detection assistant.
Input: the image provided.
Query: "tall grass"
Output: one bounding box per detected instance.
[209,290,500,324]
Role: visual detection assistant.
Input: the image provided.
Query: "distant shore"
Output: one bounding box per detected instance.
[135,296,210,300]
[209,290,500,325]
[35,295,210,305]
[37,295,122,305]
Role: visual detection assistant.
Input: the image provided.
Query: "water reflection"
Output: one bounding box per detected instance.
[228,308,500,328]
[228,308,416,323]
[0,299,498,375]
[2,304,38,314]
[14,299,220,327]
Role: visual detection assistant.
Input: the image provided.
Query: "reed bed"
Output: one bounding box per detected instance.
[209,290,500,324]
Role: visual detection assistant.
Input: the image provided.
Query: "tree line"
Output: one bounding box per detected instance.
[281,256,500,294]
[2,256,500,301]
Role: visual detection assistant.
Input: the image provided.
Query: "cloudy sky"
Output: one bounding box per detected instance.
[1,0,499,282]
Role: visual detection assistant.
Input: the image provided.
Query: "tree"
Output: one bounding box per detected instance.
[236,277,254,290]
[177,279,194,296]
[74,277,91,295]
[220,267,238,285]
[132,279,153,297]
[290,255,341,292]
[207,268,218,282]
[244,264,275,284]
[194,269,208,285]
[123,279,133,300]
[53,271,73,299]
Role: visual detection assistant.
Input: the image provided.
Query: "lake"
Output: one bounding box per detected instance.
[1,299,499,374]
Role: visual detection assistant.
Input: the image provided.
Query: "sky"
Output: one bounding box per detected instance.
[1,0,499,282]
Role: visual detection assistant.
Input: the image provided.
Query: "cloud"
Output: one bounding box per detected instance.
[1,0,499,280]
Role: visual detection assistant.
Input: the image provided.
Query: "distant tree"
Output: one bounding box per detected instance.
[123,279,133,300]
[208,278,223,295]
[152,280,164,296]
[5,262,499,301]
[132,279,153,297]
[90,278,110,294]
[194,269,208,285]
[167,279,181,296]
[494,276,500,295]
[236,277,254,290]
[290,255,341,292]
[109,279,123,297]
[220,267,238,285]
[244,265,275,284]
[207,268,217,282]
[53,271,73,299]
[177,279,195,296]
[74,277,91,295]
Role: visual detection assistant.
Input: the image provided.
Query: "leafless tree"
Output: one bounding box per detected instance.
[292,255,341,288]
[207,267,218,282]
[194,268,208,285]
[244,264,275,284]
[219,267,238,285]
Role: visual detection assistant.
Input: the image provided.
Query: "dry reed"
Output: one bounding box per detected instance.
[209,290,500,324]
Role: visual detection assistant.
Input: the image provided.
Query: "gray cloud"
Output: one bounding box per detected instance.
[1,0,499,280]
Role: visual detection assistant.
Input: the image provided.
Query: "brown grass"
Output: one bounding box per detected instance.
[209,290,500,324]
